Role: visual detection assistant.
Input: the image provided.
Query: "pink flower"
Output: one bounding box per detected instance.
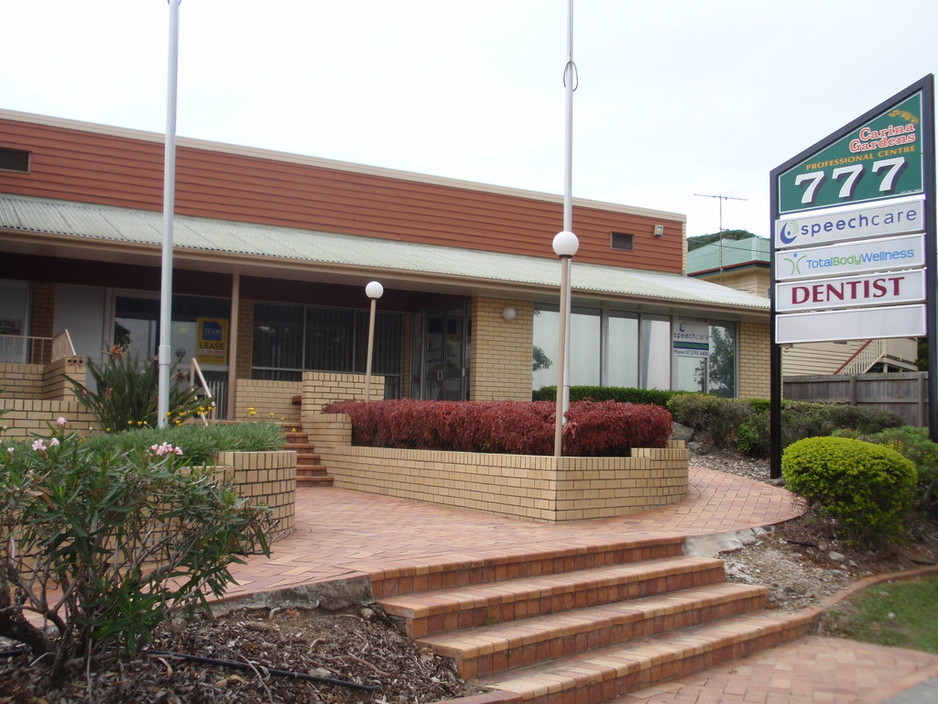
[31,439,47,453]
[49,437,60,447]
[150,442,184,457]
[5,447,13,456]
[56,417,67,427]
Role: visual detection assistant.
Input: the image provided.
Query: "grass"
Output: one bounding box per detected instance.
[821,575,938,654]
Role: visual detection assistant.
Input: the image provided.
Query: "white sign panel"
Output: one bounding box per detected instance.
[774,233,925,281]
[775,268,925,312]
[774,197,924,250]
[776,304,927,344]
[672,320,710,358]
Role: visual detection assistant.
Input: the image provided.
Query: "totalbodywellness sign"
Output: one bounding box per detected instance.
[771,76,934,345]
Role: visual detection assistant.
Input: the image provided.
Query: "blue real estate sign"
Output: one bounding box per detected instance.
[772,77,934,345]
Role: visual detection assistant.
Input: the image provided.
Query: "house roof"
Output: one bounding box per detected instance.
[686,237,770,275]
[0,194,769,317]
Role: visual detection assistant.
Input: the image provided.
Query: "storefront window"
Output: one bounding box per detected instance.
[252,302,402,394]
[531,305,737,397]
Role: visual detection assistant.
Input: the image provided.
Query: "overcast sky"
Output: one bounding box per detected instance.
[4,1,938,241]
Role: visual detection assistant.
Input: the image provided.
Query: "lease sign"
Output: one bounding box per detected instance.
[777,92,924,214]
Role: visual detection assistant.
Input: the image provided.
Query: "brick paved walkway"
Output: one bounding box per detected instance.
[220,467,937,704]
[224,467,805,598]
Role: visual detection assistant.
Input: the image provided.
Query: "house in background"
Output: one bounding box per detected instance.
[687,235,919,376]
[1,109,773,430]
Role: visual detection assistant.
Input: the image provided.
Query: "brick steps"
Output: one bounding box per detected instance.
[417,582,768,679]
[377,541,815,704]
[284,428,334,488]
[380,556,728,639]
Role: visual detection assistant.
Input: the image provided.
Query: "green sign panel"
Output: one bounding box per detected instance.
[778,92,924,214]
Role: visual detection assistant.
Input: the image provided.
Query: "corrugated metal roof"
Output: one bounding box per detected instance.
[0,194,768,312]
[687,237,771,274]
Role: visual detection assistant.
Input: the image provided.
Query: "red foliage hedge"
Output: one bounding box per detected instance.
[321,400,672,456]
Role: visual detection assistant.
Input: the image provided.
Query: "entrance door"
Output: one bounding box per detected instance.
[416,304,469,400]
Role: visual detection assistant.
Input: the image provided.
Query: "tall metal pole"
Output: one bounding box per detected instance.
[553,0,577,457]
[364,281,384,402]
[158,0,181,427]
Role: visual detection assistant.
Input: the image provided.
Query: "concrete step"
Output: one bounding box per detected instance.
[380,555,727,639]
[417,582,768,679]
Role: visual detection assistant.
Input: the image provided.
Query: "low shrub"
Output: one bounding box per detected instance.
[834,425,938,515]
[667,393,751,449]
[782,436,917,544]
[322,399,672,456]
[537,385,681,408]
[0,421,271,683]
[736,401,904,457]
[82,421,285,464]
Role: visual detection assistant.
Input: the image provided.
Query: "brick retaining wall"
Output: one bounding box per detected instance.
[307,414,688,523]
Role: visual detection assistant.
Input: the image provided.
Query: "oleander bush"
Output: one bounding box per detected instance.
[322,399,672,456]
[782,436,917,544]
[0,420,271,684]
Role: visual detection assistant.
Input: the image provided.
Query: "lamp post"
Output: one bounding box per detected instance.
[364,281,384,402]
[553,230,579,456]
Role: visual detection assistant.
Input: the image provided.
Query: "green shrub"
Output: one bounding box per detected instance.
[83,421,285,464]
[0,421,271,683]
[834,425,938,515]
[782,436,917,544]
[67,345,211,432]
[667,393,751,449]
[733,401,905,457]
[537,385,681,408]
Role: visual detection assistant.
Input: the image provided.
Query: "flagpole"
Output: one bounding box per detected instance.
[158,0,181,427]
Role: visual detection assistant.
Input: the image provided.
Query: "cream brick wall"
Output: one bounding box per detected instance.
[470,297,534,401]
[738,321,771,399]
[215,450,296,540]
[299,371,385,426]
[233,379,302,425]
[0,363,44,398]
[308,414,688,523]
[42,357,85,400]
[1,399,97,440]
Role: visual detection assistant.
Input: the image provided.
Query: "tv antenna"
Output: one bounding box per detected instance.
[693,193,748,232]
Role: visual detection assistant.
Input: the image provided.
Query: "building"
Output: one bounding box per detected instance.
[1,109,772,422]
[687,236,918,376]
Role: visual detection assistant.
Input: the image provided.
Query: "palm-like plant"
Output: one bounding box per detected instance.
[68,345,211,432]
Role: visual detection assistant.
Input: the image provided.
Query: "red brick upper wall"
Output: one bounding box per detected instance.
[0,114,685,273]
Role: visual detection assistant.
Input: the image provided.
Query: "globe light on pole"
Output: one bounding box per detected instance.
[364,281,384,402]
[552,230,579,456]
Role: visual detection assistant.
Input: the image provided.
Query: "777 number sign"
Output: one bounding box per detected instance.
[778,92,924,214]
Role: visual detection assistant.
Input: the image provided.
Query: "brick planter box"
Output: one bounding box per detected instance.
[308,414,688,523]
[214,450,297,540]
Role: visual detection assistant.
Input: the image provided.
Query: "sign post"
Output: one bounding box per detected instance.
[769,76,935,478]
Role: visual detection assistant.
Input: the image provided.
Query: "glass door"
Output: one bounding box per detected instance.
[414,303,469,400]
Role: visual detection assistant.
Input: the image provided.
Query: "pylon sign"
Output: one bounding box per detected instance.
[771,76,934,345]
[768,75,937,470]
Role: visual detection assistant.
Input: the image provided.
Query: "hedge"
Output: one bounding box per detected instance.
[537,385,682,408]
[322,399,672,456]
